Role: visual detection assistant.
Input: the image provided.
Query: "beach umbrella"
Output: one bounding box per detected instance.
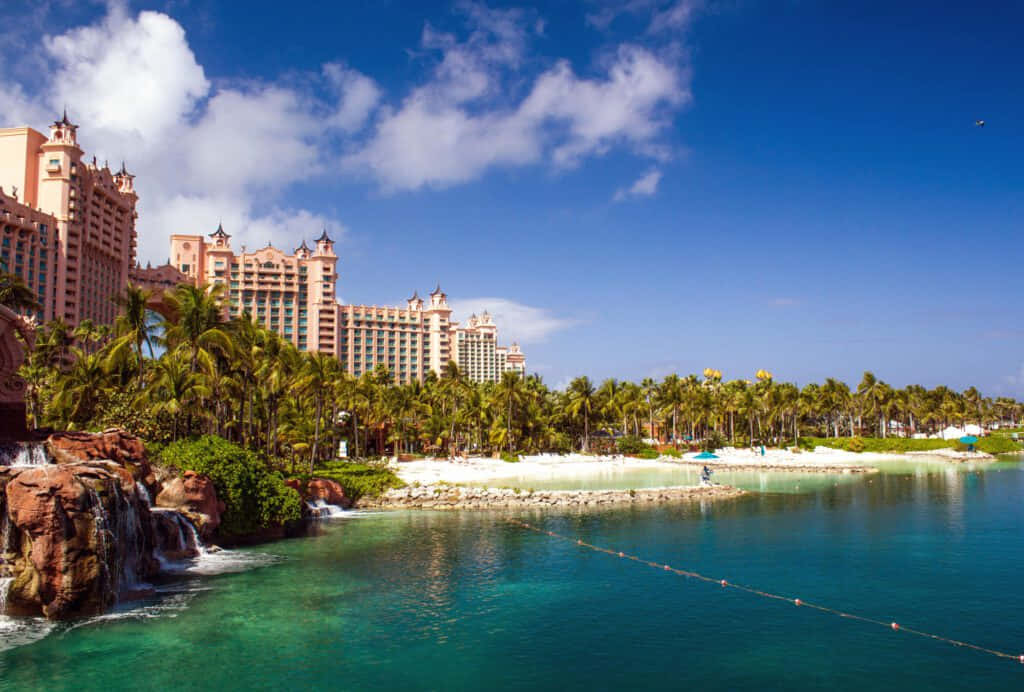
[694,451,719,460]
[959,436,978,444]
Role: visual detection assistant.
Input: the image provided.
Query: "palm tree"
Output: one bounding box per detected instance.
[658,374,686,444]
[140,354,211,440]
[162,283,232,373]
[0,268,40,312]
[566,376,597,452]
[439,361,470,456]
[292,352,340,470]
[106,283,157,389]
[641,377,658,442]
[495,371,526,453]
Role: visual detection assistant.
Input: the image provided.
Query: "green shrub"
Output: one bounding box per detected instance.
[636,448,660,459]
[616,435,650,455]
[500,452,519,463]
[977,436,1023,454]
[798,437,953,453]
[847,437,866,453]
[295,459,404,500]
[159,435,302,536]
[660,447,683,458]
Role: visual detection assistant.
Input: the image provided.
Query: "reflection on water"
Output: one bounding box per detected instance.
[0,458,1022,691]
[482,464,863,493]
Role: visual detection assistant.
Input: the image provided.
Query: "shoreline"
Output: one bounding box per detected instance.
[386,446,1002,489]
[355,483,746,510]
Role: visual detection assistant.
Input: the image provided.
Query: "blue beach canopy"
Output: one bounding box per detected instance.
[694,451,719,459]
[959,436,978,444]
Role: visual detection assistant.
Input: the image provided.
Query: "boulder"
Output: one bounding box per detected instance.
[47,428,156,492]
[1,461,159,619]
[307,479,351,508]
[154,471,224,540]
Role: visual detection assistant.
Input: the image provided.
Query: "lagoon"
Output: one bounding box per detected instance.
[1,458,1023,690]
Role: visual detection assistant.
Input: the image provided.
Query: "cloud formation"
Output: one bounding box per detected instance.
[344,5,689,190]
[0,2,695,262]
[449,297,577,344]
[613,168,663,201]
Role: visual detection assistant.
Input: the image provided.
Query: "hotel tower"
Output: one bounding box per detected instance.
[0,113,137,325]
[158,226,526,384]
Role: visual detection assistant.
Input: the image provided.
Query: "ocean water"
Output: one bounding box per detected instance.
[1,459,1023,690]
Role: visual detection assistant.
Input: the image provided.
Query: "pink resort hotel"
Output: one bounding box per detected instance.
[165,228,526,384]
[0,113,137,326]
[1,113,524,383]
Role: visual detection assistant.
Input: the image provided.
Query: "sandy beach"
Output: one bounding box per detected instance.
[388,445,996,488]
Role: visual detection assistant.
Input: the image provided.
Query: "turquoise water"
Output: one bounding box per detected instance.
[2,459,1024,690]
[481,464,866,493]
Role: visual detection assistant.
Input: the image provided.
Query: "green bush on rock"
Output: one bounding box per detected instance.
[292,460,405,501]
[159,436,302,536]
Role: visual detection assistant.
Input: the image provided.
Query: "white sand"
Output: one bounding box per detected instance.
[390,447,895,486]
[393,454,676,486]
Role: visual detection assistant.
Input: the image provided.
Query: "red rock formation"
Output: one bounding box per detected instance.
[307,479,351,509]
[47,428,157,492]
[1,461,158,618]
[154,470,224,540]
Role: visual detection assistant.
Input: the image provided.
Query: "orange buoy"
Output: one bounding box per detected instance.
[794,598,802,606]
[891,622,900,631]
[577,539,583,545]
[720,580,728,586]
[664,564,671,571]
[618,552,624,557]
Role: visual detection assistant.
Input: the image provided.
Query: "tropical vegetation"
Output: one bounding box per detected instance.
[5,278,1023,470]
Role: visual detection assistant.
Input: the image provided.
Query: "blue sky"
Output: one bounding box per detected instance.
[2,0,1022,395]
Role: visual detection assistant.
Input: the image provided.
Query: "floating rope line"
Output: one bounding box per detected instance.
[507,519,1023,665]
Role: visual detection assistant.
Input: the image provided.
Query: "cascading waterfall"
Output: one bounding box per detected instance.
[0,512,10,556]
[85,485,113,600]
[0,576,12,615]
[149,508,207,565]
[112,483,145,593]
[306,499,348,519]
[0,442,52,467]
[180,516,207,557]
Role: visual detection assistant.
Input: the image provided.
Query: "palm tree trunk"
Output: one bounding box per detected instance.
[310,396,323,473]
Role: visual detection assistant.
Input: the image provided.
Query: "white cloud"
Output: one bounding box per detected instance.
[0,2,695,260]
[344,7,689,190]
[0,7,358,263]
[323,62,381,132]
[449,297,577,344]
[48,8,209,138]
[586,0,702,33]
[613,168,662,201]
[649,0,702,33]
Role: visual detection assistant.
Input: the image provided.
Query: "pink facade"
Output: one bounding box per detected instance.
[0,188,59,322]
[337,288,456,384]
[170,227,340,355]
[0,114,137,326]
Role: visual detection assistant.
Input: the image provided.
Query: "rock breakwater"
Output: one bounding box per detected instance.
[356,484,745,510]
